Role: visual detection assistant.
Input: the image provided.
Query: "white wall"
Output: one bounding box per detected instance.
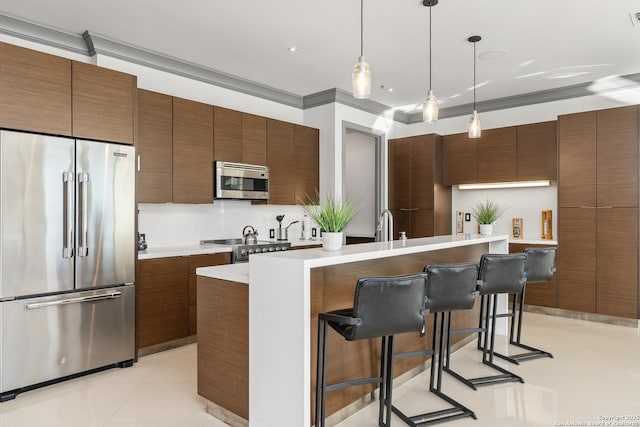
[344,132,376,237]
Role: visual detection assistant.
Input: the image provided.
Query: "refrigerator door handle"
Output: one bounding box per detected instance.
[78,172,89,257]
[24,291,122,310]
[63,171,74,258]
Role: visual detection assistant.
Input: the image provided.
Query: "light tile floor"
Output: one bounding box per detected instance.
[0,312,638,427]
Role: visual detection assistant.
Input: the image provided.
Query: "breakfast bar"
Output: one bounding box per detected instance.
[197,234,509,427]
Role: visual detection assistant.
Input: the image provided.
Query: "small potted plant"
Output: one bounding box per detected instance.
[471,198,506,235]
[302,194,356,251]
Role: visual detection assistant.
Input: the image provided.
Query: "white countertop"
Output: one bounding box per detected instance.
[197,263,249,284]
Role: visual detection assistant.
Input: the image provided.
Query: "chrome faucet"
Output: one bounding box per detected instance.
[375,209,394,242]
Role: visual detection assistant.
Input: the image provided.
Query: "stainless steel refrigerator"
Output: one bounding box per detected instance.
[0,130,135,401]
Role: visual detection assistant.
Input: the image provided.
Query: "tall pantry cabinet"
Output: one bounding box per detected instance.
[558,105,639,319]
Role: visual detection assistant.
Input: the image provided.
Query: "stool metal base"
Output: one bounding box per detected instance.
[391,312,477,426]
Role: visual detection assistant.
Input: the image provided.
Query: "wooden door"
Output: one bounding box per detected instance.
[596,207,638,318]
[411,210,435,239]
[558,207,596,313]
[442,133,477,185]
[410,135,434,210]
[0,41,72,135]
[72,61,136,144]
[596,106,638,208]
[137,89,173,203]
[242,113,267,165]
[477,127,517,183]
[558,112,596,208]
[172,97,214,203]
[267,119,295,205]
[389,138,411,210]
[294,125,320,204]
[138,257,189,348]
[214,106,242,162]
[517,121,557,181]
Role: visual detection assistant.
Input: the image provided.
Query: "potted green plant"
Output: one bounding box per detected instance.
[302,194,356,251]
[471,198,506,235]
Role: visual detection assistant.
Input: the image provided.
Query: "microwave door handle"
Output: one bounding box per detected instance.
[62,172,74,258]
[78,172,89,257]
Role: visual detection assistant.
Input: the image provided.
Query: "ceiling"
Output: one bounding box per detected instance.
[1,0,640,114]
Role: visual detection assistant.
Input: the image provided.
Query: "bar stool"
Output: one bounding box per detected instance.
[494,247,557,364]
[391,262,479,427]
[444,253,527,390]
[315,273,428,427]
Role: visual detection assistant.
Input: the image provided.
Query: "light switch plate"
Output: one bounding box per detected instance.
[465,213,471,222]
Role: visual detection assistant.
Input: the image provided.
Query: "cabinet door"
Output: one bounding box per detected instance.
[558,112,596,208]
[410,210,435,239]
[517,121,557,181]
[410,135,434,210]
[242,113,267,166]
[0,42,72,136]
[172,97,214,203]
[389,138,411,210]
[442,133,477,185]
[294,125,320,204]
[477,127,517,183]
[596,106,638,208]
[390,209,411,240]
[596,207,637,318]
[214,106,242,162]
[137,89,173,203]
[138,257,189,348]
[72,61,136,144]
[267,119,295,205]
[558,207,596,313]
[188,253,231,335]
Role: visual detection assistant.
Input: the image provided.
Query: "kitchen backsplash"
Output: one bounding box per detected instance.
[138,201,307,247]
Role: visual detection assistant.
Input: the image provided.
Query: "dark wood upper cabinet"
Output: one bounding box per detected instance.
[294,124,319,204]
[558,111,597,208]
[267,119,295,205]
[411,135,435,210]
[242,113,267,166]
[214,106,242,162]
[516,121,557,181]
[172,97,214,204]
[596,105,638,207]
[389,137,411,210]
[477,127,517,183]
[72,61,136,145]
[137,89,173,203]
[0,42,72,136]
[442,133,477,185]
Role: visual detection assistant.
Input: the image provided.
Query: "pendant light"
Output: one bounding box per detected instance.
[422,0,439,122]
[352,0,372,99]
[468,35,482,138]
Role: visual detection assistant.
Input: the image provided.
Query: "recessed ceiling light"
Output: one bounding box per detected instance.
[478,49,508,60]
[630,12,640,27]
[288,46,299,53]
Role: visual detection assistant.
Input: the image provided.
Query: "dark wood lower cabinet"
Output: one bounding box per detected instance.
[188,253,231,335]
[558,207,597,313]
[510,243,557,308]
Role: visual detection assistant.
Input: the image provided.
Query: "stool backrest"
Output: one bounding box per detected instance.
[524,247,557,283]
[423,262,479,313]
[349,273,427,341]
[477,253,527,295]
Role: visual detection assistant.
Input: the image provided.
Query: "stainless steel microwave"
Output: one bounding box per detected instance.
[214,161,269,200]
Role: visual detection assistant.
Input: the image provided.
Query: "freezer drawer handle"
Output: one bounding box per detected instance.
[78,172,89,257]
[24,291,122,310]
[62,171,74,258]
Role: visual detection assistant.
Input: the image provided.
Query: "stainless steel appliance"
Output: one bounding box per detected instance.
[200,239,291,263]
[214,161,269,200]
[0,130,135,401]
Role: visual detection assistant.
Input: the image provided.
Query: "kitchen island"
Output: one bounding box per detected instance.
[197,234,509,427]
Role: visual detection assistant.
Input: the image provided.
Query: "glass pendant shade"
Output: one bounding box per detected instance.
[422,90,439,122]
[468,110,482,138]
[352,56,372,99]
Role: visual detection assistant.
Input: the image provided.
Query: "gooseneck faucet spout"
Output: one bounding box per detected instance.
[375,209,394,242]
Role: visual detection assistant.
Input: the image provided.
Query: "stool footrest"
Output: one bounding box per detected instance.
[394,349,434,360]
[325,376,382,393]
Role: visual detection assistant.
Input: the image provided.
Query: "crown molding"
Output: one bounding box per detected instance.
[0,12,86,54]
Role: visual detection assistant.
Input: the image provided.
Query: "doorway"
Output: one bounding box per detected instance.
[342,122,385,244]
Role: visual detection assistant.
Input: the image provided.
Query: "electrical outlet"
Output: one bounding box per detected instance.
[312,228,317,238]
[465,213,471,222]
[269,228,275,239]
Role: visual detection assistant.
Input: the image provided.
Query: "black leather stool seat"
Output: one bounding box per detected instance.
[444,253,527,389]
[492,247,557,364]
[391,262,479,427]
[315,273,428,427]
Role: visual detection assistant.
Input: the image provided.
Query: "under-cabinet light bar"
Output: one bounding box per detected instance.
[458,180,551,190]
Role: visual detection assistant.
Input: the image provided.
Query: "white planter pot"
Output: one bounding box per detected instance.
[479,223,493,235]
[322,232,344,251]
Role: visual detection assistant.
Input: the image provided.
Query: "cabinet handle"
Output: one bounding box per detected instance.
[597,206,613,209]
[579,206,597,209]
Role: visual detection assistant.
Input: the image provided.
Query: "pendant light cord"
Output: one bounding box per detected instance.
[473,39,476,110]
[428,5,432,92]
[360,0,364,57]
